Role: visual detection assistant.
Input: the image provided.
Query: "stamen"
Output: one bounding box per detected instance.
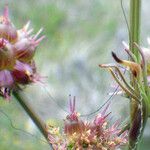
[4,5,8,17]
[73,96,76,112]
[33,28,43,40]
[23,21,30,31]
[69,95,73,112]
[27,28,34,35]
[34,35,45,46]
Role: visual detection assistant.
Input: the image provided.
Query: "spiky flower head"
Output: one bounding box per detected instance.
[47,96,128,150]
[0,6,45,99]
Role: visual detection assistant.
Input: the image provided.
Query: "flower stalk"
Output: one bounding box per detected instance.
[129,1,141,120]
[129,0,141,63]
[13,90,53,148]
[129,0,141,126]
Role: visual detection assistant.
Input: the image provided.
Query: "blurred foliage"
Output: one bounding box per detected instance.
[0,0,149,149]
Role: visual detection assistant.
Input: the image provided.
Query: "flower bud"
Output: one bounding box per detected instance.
[14,38,37,62]
[0,6,17,43]
[64,96,84,135]
[0,24,17,43]
[64,117,85,136]
[12,61,35,84]
[0,38,15,70]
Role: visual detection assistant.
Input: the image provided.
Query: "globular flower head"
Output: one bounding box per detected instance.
[0,6,44,99]
[47,97,128,150]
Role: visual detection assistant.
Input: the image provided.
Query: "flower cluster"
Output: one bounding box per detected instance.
[0,6,45,99]
[46,96,128,150]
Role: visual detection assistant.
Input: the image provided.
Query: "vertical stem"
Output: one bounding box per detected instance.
[129,0,141,63]
[13,90,53,149]
[129,0,141,149]
[129,0,141,123]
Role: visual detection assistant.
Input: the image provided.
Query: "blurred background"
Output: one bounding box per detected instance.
[0,0,150,149]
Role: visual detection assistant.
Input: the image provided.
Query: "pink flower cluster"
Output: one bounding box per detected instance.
[47,97,128,150]
[0,6,45,99]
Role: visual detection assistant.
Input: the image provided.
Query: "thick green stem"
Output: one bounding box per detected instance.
[13,90,53,149]
[129,0,141,63]
[129,0,142,150]
[129,0,141,123]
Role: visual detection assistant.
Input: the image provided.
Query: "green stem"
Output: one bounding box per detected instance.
[13,90,53,149]
[129,0,141,122]
[129,0,141,63]
[129,0,143,150]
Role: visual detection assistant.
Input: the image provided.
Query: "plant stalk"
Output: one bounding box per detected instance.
[129,0,141,125]
[129,0,142,149]
[13,90,53,149]
[129,0,141,63]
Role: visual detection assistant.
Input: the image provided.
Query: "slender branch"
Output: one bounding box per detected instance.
[13,90,53,149]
